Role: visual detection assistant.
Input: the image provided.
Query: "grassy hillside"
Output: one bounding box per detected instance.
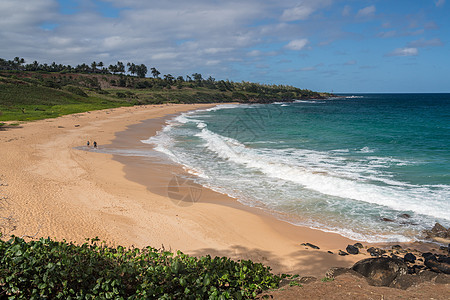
[0,70,330,122]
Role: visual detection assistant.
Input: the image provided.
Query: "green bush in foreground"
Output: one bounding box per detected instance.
[0,237,281,299]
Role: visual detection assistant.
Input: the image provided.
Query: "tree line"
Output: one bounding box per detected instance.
[0,57,328,101]
[0,57,149,78]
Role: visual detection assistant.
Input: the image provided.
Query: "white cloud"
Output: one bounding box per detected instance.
[378,31,397,38]
[425,21,439,30]
[356,5,376,17]
[408,38,443,48]
[381,22,391,29]
[280,0,332,22]
[342,5,351,17]
[435,0,445,7]
[0,0,268,74]
[203,48,233,55]
[0,0,445,90]
[281,5,314,21]
[247,50,262,57]
[386,47,418,57]
[285,39,309,50]
[0,0,58,28]
[151,53,179,60]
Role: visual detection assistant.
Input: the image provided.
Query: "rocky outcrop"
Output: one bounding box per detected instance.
[404,253,416,263]
[423,223,450,243]
[323,240,450,290]
[301,242,320,249]
[351,257,408,287]
[346,244,359,255]
[325,267,364,279]
[367,247,386,257]
[423,253,450,274]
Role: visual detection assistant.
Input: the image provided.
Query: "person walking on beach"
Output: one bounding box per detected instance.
[93,141,97,148]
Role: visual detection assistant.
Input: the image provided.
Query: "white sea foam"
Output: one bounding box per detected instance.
[197,122,207,129]
[330,149,350,153]
[294,100,325,103]
[195,128,450,221]
[202,104,242,112]
[143,107,450,243]
[345,95,364,99]
[359,146,374,153]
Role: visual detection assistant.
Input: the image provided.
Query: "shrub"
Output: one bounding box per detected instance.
[66,86,88,97]
[116,92,127,98]
[0,237,281,299]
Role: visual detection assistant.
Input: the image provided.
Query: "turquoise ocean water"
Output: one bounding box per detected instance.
[144,94,450,243]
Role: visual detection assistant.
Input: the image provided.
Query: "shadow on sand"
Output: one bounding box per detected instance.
[188,245,357,277]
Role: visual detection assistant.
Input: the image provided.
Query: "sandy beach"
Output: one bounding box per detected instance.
[2,104,376,276]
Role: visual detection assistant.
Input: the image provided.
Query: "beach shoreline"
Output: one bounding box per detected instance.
[0,103,438,277]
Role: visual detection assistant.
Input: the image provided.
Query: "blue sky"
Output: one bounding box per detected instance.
[0,0,449,93]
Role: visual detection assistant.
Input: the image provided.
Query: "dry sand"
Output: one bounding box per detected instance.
[1,104,374,277]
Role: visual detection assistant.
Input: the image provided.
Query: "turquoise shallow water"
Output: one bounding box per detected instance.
[145,94,450,243]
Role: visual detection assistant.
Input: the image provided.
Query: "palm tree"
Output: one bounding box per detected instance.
[91,61,97,73]
[127,62,137,76]
[136,64,147,78]
[151,67,160,78]
[98,61,104,73]
[117,61,125,74]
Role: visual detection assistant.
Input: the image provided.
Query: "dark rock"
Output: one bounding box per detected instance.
[422,252,434,259]
[424,222,450,240]
[437,255,450,264]
[390,274,424,290]
[327,251,333,254]
[325,267,364,279]
[424,255,450,274]
[408,264,424,274]
[351,257,408,287]
[74,124,80,127]
[431,223,450,237]
[392,245,402,250]
[381,217,394,222]
[367,247,386,257]
[353,242,363,248]
[338,250,349,256]
[404,253,416,263]
[301,242,320,249]
[346,245,359,255]
[326,267,347,278]
[417,270,439,281]
[390,253,400,260]
[298,276,317,284]
[435,273,450,284]
[398,213,411,219]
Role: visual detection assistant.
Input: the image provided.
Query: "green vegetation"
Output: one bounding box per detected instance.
[0,75,130,121]
[0,237,281,299]
[1,57,330,121]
